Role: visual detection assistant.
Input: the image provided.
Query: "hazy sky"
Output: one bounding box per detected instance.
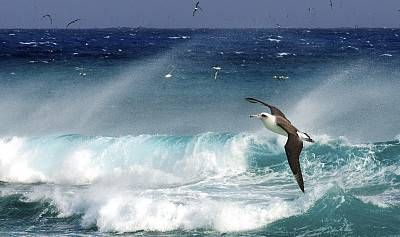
[0,0,399,28]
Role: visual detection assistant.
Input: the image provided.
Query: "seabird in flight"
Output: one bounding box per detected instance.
[66,18,81,29]
[193,1,203,16]
[164,67,175,79]
[246,97,314,192]
[42,14,53,25]
[330,0,333,9]
[212,66,221,80]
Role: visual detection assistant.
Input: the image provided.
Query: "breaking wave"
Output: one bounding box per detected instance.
[0,133,399,234]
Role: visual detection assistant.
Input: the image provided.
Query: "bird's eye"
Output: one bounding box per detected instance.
[261,114,267,118]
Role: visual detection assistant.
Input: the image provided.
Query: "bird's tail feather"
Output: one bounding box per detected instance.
[303,132,315,143]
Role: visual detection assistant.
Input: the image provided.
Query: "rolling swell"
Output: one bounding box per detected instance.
[0,133,399,235]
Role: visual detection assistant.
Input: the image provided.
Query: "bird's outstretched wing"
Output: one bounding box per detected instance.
[245,97,289,121]
[66,19,80,28]
[284,133,304,192]
[42,14,52,25]
[276,118,304,192]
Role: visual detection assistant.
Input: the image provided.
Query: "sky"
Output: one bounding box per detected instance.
[0,0,399,28]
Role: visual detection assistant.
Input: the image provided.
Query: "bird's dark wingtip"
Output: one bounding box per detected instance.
[299,183,305,193]
[245,97,257,103]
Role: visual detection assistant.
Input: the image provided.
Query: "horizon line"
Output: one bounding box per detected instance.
[0,26,398,30]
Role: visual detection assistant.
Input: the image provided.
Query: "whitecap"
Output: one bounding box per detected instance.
[267,38,281,43]
[276,52,295,57]
[19,41,37,45]
[346,46,359,51]
[168,36,190,40]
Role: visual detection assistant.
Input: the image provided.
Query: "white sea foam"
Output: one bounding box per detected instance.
[0,132,325,232]
[1,132,398,233]
[267,38,281,43]
[0,133,250,185]
[25,182,322,233]
[19,41,38,45]
[0,137,46,183]
[356,189,400,208]
[168,36,190,40]
[276,52,295,57]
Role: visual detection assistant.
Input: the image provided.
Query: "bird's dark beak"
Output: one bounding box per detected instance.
[249,114,259,119]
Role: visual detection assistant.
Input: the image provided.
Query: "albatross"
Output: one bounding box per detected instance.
[212,66,221,80]
[246,97,314,192]
[66,18,81,29]
[193,1,203,16]
[164,67,175,79]
[42,14,53,25]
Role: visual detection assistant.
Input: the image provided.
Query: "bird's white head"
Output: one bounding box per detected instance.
[249,112,279,133]
[249,112,270,120]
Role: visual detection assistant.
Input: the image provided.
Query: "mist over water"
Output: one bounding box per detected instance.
[0,29,399,141]
[290,61,400,142]
[0,29,400,236]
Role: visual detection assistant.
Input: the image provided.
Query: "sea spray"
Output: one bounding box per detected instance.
[1,132,399,234]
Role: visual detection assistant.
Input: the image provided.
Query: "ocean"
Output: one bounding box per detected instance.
[0,28,399,236]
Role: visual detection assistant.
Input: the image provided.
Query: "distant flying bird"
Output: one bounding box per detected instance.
[212,66,221,80]
[164,67,175,79]
[246,97,314,192]
[42,14,52,25]
[329,0,333,9]
[66,18,81,29]
[193,1,203,16]
[272,75,289,80]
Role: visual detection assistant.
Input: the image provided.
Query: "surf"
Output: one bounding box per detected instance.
[0,132,399,234]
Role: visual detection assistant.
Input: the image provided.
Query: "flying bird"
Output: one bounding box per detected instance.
[164,67,175,79]
[246,97,314,192]
[329,0,333,9]
[66,18,81,29]
[193,1,203,16]
[42,14,52,25]
[212,66,221,80]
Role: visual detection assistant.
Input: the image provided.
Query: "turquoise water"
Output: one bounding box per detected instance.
[0,134,399,236]
[0,29,399,236]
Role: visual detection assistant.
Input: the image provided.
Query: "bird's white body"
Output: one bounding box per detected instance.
[261,114,287,136]
[212,66,221,80]
[258,113,310,141]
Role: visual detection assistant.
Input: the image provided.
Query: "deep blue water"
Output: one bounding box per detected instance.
[0,29,399,236]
